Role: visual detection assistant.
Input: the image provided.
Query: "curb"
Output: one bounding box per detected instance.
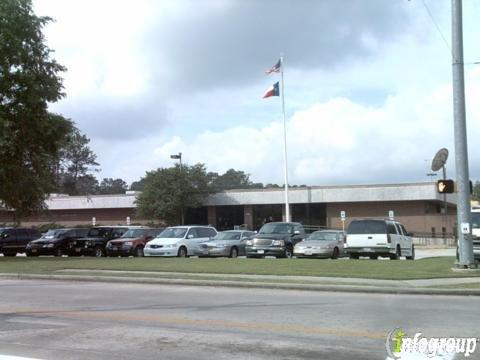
[1,273,479,296]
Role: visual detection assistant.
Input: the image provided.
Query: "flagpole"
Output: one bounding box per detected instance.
[280,55,290,222]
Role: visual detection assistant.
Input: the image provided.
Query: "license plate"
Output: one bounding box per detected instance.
[75,248,81,252]
[32,249,37,253]
[305,251,313,255]
[257,250,264,254]
[363,248,372,252]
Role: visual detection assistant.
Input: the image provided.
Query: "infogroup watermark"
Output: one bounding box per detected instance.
[386,328,478,358]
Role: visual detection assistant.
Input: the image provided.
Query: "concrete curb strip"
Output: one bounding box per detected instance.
[0,273,479,296]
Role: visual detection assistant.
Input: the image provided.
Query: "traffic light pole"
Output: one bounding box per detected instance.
[452,0,475,267]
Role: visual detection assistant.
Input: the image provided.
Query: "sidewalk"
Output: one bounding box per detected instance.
[2,268,480,296]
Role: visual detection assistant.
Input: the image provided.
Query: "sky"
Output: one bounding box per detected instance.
[32,0,480,187]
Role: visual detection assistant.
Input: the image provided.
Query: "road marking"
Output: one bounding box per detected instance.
[0,356,43,360]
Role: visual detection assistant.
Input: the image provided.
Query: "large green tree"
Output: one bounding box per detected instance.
[0,0,73,218]
[136,164,213,225]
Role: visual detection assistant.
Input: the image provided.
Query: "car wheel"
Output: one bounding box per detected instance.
[284,246,293,259]
[178,246,187,258]
[349,254,359,259]
[94,246,105,258]
[3,252,16,257]
[54,247,65,257]
[134,246,144,257]
[332,247,340,260]
[406,245,415,260]
[369,255,378,260]
[390,245,401,260]
[26,252,38,257]
[229,247,238,258]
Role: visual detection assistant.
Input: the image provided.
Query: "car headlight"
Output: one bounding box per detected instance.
[272,240,285,246]
[43,243,55,248]
[124,241,133,247]
[246,240,253,246]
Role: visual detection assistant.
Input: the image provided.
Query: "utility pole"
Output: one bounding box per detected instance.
[451,0,475,267]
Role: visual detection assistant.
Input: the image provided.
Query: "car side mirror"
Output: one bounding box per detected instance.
[294,230,300,235]
[187,234,194,239]
[1,233,7,239]
[146,236,153,240]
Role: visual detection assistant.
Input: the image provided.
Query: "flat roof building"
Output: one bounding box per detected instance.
[0,182,456,236]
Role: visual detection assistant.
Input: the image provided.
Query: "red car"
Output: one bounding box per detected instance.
[106,228,163,257]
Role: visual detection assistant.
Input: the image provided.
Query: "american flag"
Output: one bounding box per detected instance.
[265,59,281,75]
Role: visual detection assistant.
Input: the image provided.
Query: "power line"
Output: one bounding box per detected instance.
[421,0,453,58]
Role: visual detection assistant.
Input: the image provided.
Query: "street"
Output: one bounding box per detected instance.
[0,279,479,359]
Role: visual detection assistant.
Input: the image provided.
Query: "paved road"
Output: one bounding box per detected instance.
[0,279,479,360]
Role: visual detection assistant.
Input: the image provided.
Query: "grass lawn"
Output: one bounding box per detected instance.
[0,256,478,280]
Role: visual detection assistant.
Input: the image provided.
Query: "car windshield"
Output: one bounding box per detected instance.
[472,213,480,229]
[87,228,110,237]
[307,232,338,241]
[259,223,293,234]
[212,232,241,241]
[41,229,68,239]
[121,229,148,238]
[157,227,188,239]
[347,220,387,235]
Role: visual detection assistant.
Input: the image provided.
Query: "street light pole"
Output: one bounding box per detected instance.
[451,0,475,267]
[170,152,184,225]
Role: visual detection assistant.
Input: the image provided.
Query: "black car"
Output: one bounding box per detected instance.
[0,227,41,256]
[69,226,138,257]
[26,228,90,257]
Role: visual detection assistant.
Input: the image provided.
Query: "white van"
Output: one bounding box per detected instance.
[345,219,414,260]
[144,225,217,257]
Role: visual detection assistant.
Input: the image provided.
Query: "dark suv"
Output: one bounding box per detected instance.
[245,222,306,258]
[69,226,141,257]
[106,228,163,257]
[26,228,90,257]
[0,227,41,256]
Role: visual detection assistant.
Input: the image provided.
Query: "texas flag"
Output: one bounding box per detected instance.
[262,81,280,99]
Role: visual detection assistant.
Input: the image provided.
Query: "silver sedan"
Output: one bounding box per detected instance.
[196,230,255,258]
[294,230,345,259]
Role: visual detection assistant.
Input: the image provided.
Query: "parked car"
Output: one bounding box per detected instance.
[0,227,41,256]
[294,230,345,259]
[69,226,143,257]
[471,208,480,261]
[26,228,90,257]
[345,219,414,260]
[196,230,255,258]
[106,228,163,257]
[144,225,217,257]
[245,222,306,258]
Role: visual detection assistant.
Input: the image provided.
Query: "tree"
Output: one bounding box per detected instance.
[209,169,263,191]
[98,178,128,195]
[0,0,73,218]
[472,180,480,201]
[130,178,145,191]
[136,164,213,225]
[75,175,99,196]
[57,127,99,195]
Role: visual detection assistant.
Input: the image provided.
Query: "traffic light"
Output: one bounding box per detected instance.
[437,180,455,194]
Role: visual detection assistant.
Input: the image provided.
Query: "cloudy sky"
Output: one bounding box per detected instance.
[33,0,480,187]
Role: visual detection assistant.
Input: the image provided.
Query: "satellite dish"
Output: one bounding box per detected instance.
[431,148,449,172]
